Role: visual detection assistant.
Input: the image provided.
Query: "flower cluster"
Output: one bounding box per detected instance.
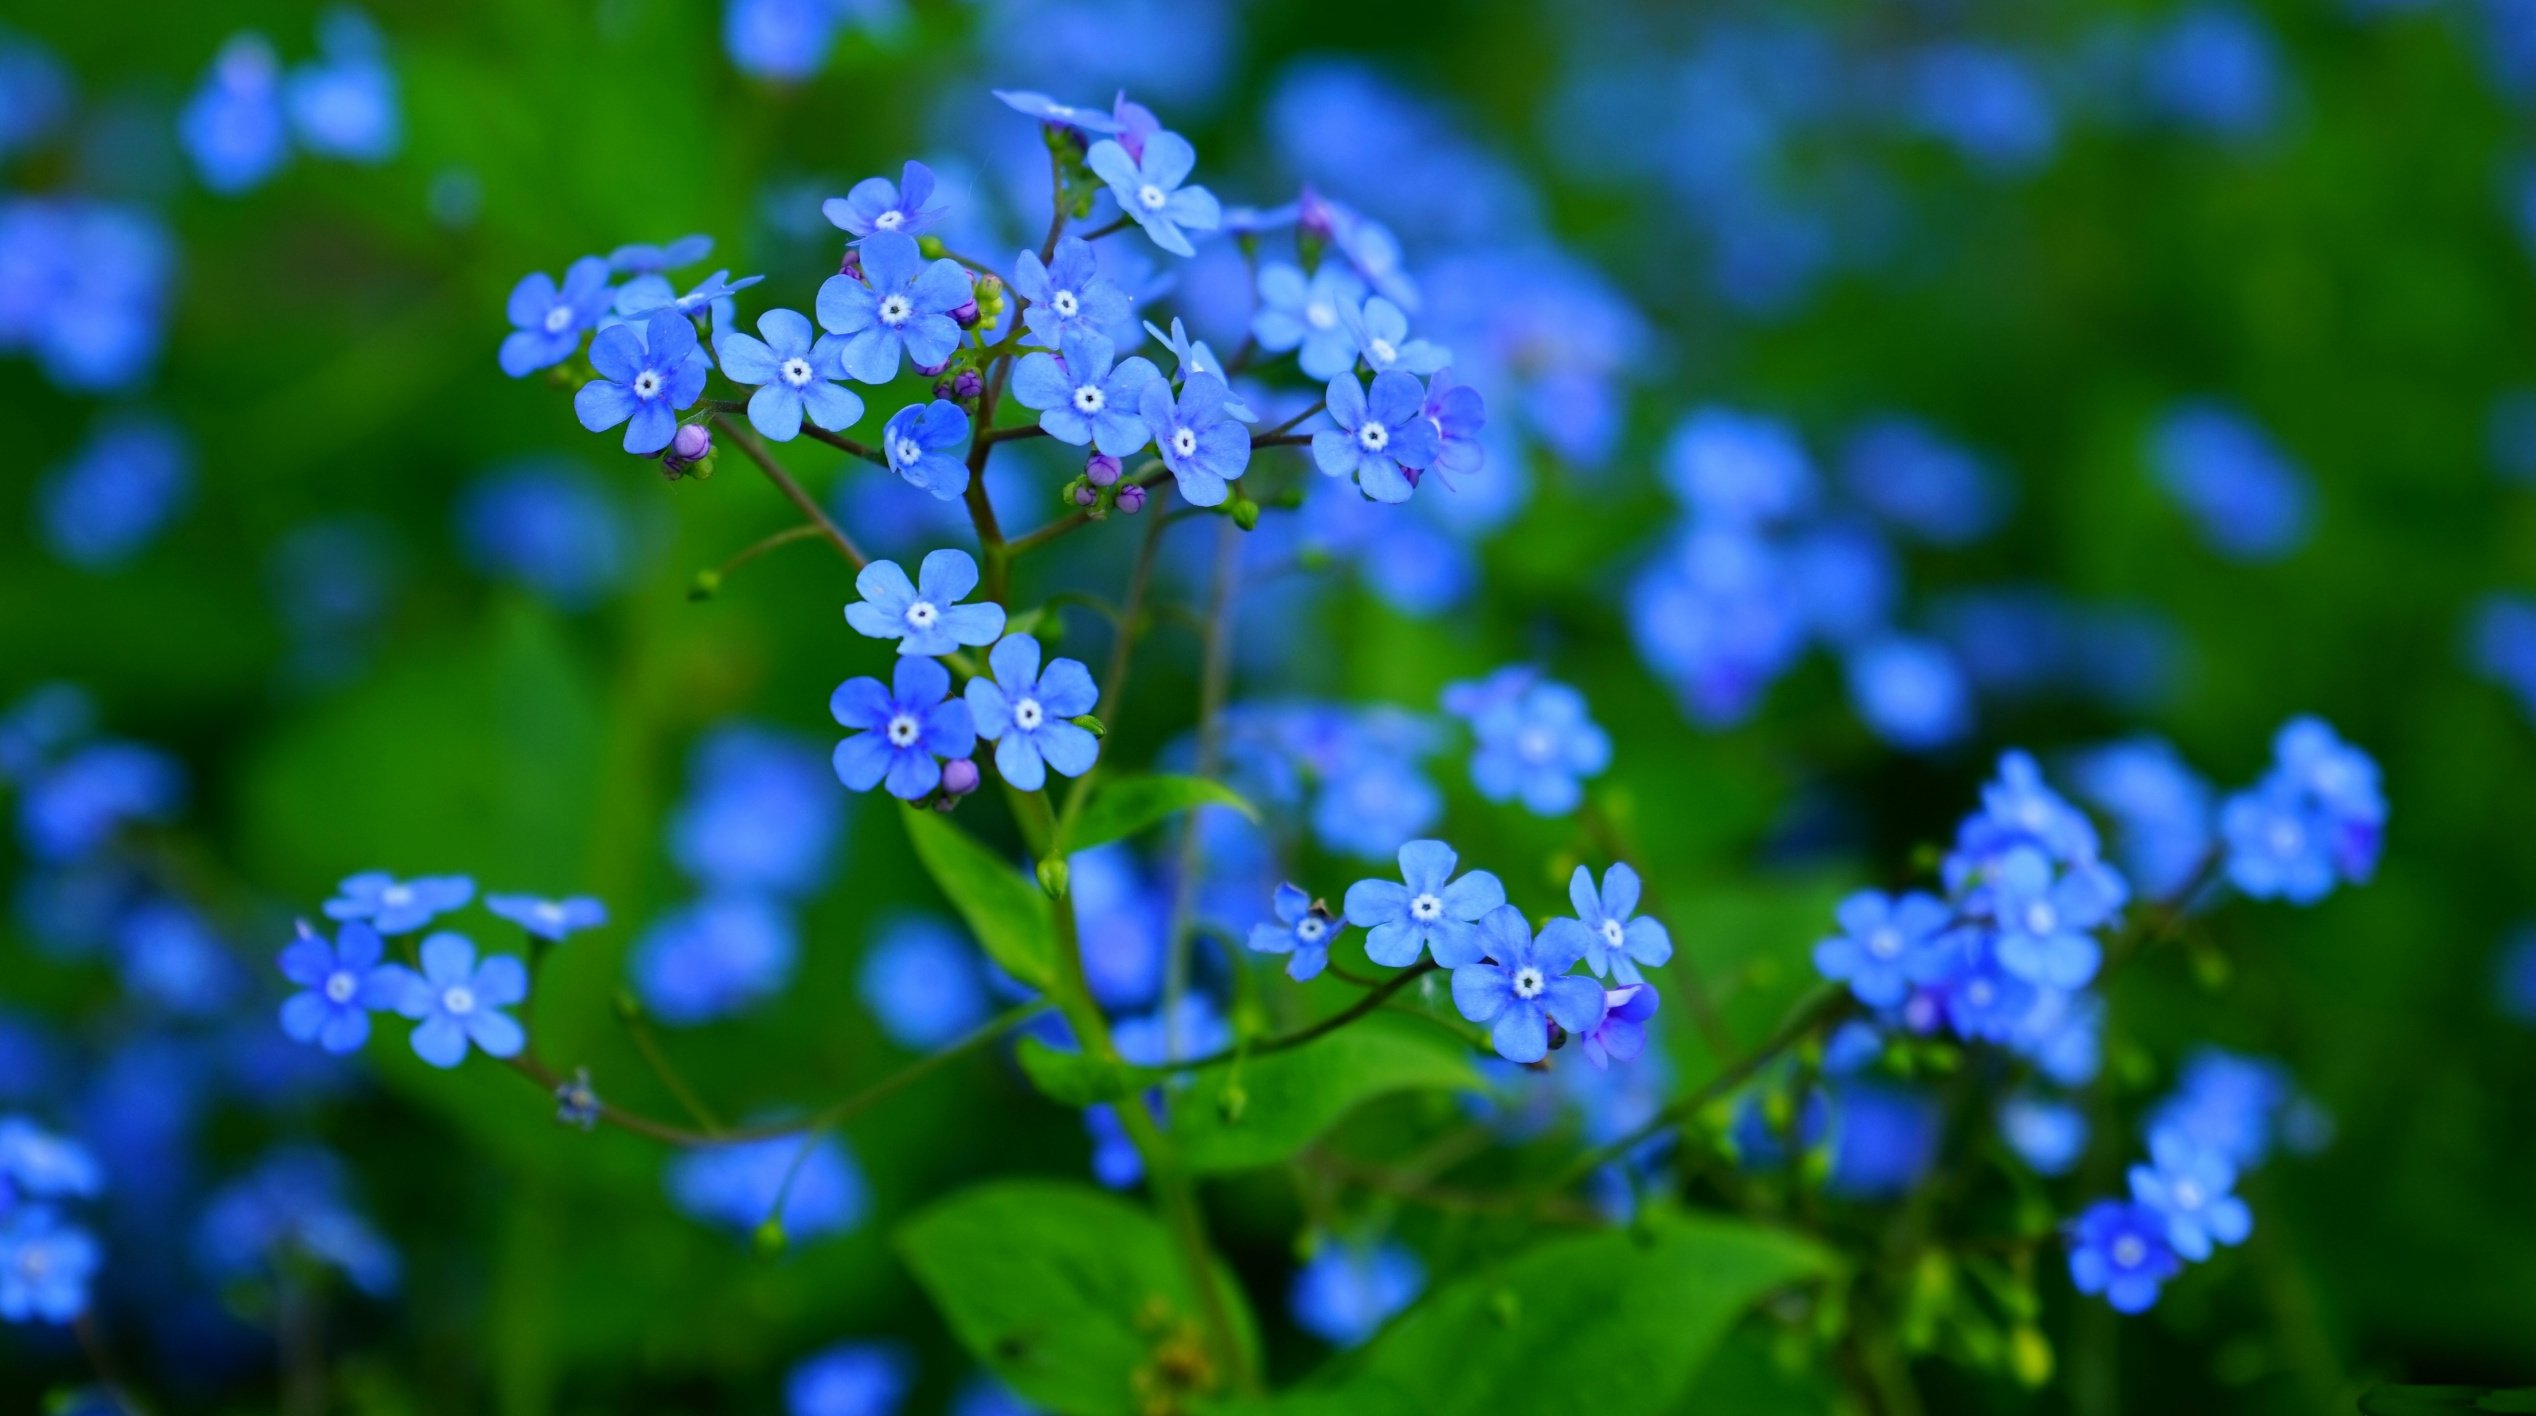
[180,8,400,194]
[0,1117,103,1324]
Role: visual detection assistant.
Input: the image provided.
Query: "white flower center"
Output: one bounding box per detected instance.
[1305,300,1336,329]
[381,885,414,908]
[442,985,476,1016]
[1513,967,1546,999]
[1600,919,1626,949]
[1014,698,1045,731]
[324,970,359,1003]
[1965,979,1995,1008]
[781,356,814,387]
[874,210,904,231]
[1357,422,1389,453]
[1137,183,1167,211]
[904,600,939,630]
[2267,818,2305,857]
[1409,892,1442,923]
[2110,1236,2146,1269]
[1073,384,1105,414]
[537,902,565,927]
[1368,337,1397,365]
[16,1247,48,1279]
[1516,727,1556,763]
[2171,1179,2204,1210]
[633,370,661,399]
[879,294,912,326]
[1171,427,1197,457]
[2022,901,2057,936]
[1051,289,1079,317]
[887,713,921,747]
[541,304,575,334]
[1297,916,1328,943]
[895,437,924,466]
[1866,927,1903,960]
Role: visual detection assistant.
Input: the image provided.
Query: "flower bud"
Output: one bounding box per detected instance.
[837,247,863,281]
[1074,483,1097,506]
[1116,483,1148,515]
[672,423,712,461]
[1085,453,1122,487]
[914,358,951,379]
[941,757,980,797]
[933,378,957,401]
[952,297,981,329]
[975,274,1006,322]
[1231,497,1261,531]
[953,368,984,401]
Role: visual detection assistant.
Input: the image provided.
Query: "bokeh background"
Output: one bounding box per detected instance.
[4,0,2536,1411]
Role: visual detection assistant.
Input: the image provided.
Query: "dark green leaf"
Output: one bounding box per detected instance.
[1016,1036,1156,1106]
[1168,1016,1478,1173]
[904,806,1055,989]
[1062,774,1254,856]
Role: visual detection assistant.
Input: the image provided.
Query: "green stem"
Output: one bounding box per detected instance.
[712,414,870,569]
[1162,519,1239,1060]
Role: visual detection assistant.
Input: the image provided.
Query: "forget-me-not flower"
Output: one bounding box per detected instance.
[276,920,410,1053]
[1248,882,1342,982]
[1086,130,1220,257]
[832,657,975,800]
[845,548,1005,656]
[324,872,474,935]
[1545,863,1673,985]
[180,34,289,194]
[0,1207,97,1324]
[1990,847,2123,989]
[1013,236,1130,348]
[991,89,1127,133]
[575,309,711,454]
[816,231,969,383]
[485,894,608,942]
[1450,904,1604,1064]
[965,634,1100,792]
[1290,1239,1423,1349]
[1142,318,1254,419]
[632,896,798,1025]
[1315,371,1441,504]
[385,933,527,1069]
[1140,375,1249,507]
[1462,677,1609,815]
[2068,1199,2183,1313]
[1011,329,1161,456]
[1251,262,1367,380]
[1577,983,1659,1069]
[500,256,612,377]
[1420,369,1487,484]
[606,234,712,275]
[2128,1127,2252,1261]
[1341,297,1448,376]
[1343,839,1505,968]
[0,1120,101,1205]
[823,160,947,240]
[1814,889,1956,1008]
[882,399,973,501]
[718,308,864,441]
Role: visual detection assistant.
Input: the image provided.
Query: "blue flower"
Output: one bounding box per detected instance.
[1839,417,2010,546]
[1247,882,1341,982]
[0,1118,101,1206]
[284,8,399,162]
[1577,982,1659,1069]
[1459,676,1608,815]
[719,307,865,441]
[1340,297,1449,377]
[1290,1239,1423,1348]
[670,728,844,899]
[1953,749,2101,878]
[2128,1127,2252,1261]
[2219,781,2334,904]
[610,268,764,323]
[455,463,630,609]
[1142,317,1247,406]
[1139,374,1250,507]
[275,920,410,1053]
[723,0,843,80]
[607,234,712,275]
[2149,401,2311,561]
[1314,371,1441,503]
[16,741,184,863]
[845,548,1005,656]
[991,89,1127,133]
[501,258,608,380]
[1664,407,1817,525]
[385,933,526,1068]
[1814,890,1957,1008]
[2268,716,2385,874]
[880,400,973,501]
[787,1341,912,1416]
[323,872,474,935]
[1420,369,1488,483]
[1989,848,2124,989]
[1251,262,1366,380]
[196,1146,401,1296]
[1343,839,1506,969]
[38,415,193,570]
[1845,637,1973,752]
[1086,130,1220,257]
[2068,1200,2184,1314]
[1011,329,1161,456]
[1450,904,1604,1064]
[0,1206,98,1323]
[857,913,989,1051]
[1939,949,2035,1043]
[485,894,608,942]
[669,1134,864,1241]
[1544,863,1673,985]
[823,160,946,241]
[2147,1048,2297,1168]
[1013,236,1130,349]
[632,895,798,1025]
[2070,737,2218,901]
[965,634,1100,792]
[575,309,711,455]
[832,657,976,800]
[2000,1093,2089,1175]
[180,35,289,194]
[816,232,969,383]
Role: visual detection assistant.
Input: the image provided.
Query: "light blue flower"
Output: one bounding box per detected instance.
[1450,904,1605,1064]
[1314,371,1441,503]
[718,307,864,441]
[881,400,972,501]
[845,548,1005,656]
[574,309,712,455]
[180,35,289,194]
[1013,236,1130,349]
[383,932,526,1069]
[1340,296,1448,376]
[1251,262,1366,380]
[1011,329,1161,455]
[276,919,410,1053]
[823,159,946,241]
[1086,130,1220,257]
[323,872,474,935]
[500,255,612,377]
[816,232,969,383]
[1545,863,1673,985]
[832,656,975,800]
[1461,677,1608,815]
[2128,1127,2253,1261]
[965,634,1100,792]
[1342,839,1505,968]
[485,894,608,942]
[1139,375,1249,507]
[1247,882,1341,982]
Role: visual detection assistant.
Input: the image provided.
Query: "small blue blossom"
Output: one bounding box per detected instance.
[1839,417,2010,546]
[824,160,946,241]
[991,89,1127,133]
[2128,1127,2252,1261]
[719,308,865,441]
[1142,317,1248,407]
[1290,1239,1423,1348]
[196,1147,400,1296]
[1247,882,1342,982]
[2000,1093,2089,1175]
[323,872,473,935]
[632,895,798,1025]
[38,415,193,570]
[574,309,711,455]
[816,232,969,383]
[1845,637,1973,752]
[275,920,409,1053]
[0,1118,101,1206]
[669,1134,864,1242]
[1938,950,2036,1043]
[846,548,1006,656]
[1577,982,1659,1069]
[1013,236,1131,348]
[1450,904,1605,1064]
[284,8,399,162]
[1011,329,1162,455]
[966,635,1100,792]
[1251,262,1366,380]
[1420,369,1488,484]
[485,894,608,942]
[1545,863,1673,985]
[1456,675,1608,815]
[383,933,526,1069]
[1990,848,2125,990]
[1340,297,1449,376]
[180,35,289,194]
[787,1341,912,1416]
[2222,717,2383,903]
[880,400,973,501]
[2149,401,2311,561]
[1315,371,1441,503]
[2147,1048,2299,1168]
[16,741,184,863]
[1139,374,1250,507]
[454,462,629,609]
[1343,839,1506,968]
[1664,407,1817,525]
[0,1206,98,1323]
[1814,890,1957,1008]
[1086,129,1220,257]
[857,914,990,1051]
[2068,1200,2184,1314]
[2070,737,2218,901]
[607,234,712,275]
[2219,781,2334,904]
[832,657,976,800]
[671,728,845,899]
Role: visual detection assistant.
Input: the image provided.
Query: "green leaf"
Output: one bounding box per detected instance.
[1335,1211,1832,1416]
[1168,1016,1478,1173]
[904,807,1056,990]
[1015,1036,1156,1106]
[897,1179,1259,1416]
[1062,774,1254,855]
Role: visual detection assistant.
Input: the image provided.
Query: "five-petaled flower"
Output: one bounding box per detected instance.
[1463,678,1611,816]
[831,657,976,800]
[1012,329,1160,456]
[1449,904,1605,1064]
[1315,371,1442,504]
[1251,262,1367,381]
[1139,374,1249,507]
[2068,1199,2183,1314]
[1340,296,1449,377]
[1343,839,1506,968]
[1577,982,1660,1069]
[1086,130,1220,257]
[965,634,1100,792]
[324,871,475,935]
[1248,882,1343,982]
[845,548,1005,657]
[385,932,528,1069]
[277,919,411,1053]
[1990,847,2123,990]
[716,307,864,442]
[882,400,973,501]
[1544,863,1673,985]
[574,309,712,455]
[1013,236,1129,349]
[823,160,946,241]
[485,894,609,943]
[1814,889,1958,1008]
[500,255,612,377]
[816,231,969,384]
[1420,369,1488,485]
[2127,1127,2252,1261]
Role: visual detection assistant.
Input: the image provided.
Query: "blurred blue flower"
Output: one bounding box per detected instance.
[2129,1127,2252,1260]
[2000,1092,2089,1175]
[455,462,632,608]
[2071,737,2217,902]
[2141,4,2283,139]
[1815,890,1957,1008]
[670,1132,865,1240]
[113,898,243,1016]
[632,895,799,1026]
[1825,1084,1941,1199]
[1664,408,1815,525]
[0,29,71,163]
[2149,401,2311,560]
[2068,1200,2183,1313]
[324,871,474,935]
[858,913,990,1049]
[17,742,184,864]
[197,1146,400,1296]
[1838,417,2009,546]
[0,1116,101,1206]
[485,894,608,942]
[1252,262,1366,380]
[1904,43,2058,175]
[0,1206,99,1323]
[787,1341,911,1416]
[2220,716,2384,903]
[0,197,175,393]
[1290,1239,1423,1348]
[1990,848,2124,990]
[37,415,191,571]
[1845,637,1972,752]
[276,920,407,1053]
[2468,593,2536,723]
[1457,675,1608,815]
[670,727,844,899]
[180,34,288,193]
[285,8,399,162]
[2146,1048,2296,1168]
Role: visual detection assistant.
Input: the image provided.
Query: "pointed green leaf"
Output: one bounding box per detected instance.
[1062,774,1254,856]
[903,806,1055,989]
[1168,1016,1478,1173]
[1016,1036,1157,1106]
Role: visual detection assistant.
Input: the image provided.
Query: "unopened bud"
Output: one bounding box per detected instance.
[671,423,713,462]
[952,297,981,329]
[1074,483,1098,506]
[1035,855,1070,899]
[915,358,951,379]
[933,378,958,401]
[1231,498,1260,531]
[1085,453,1121,487]
[941,757,980,797]
[975,274,1006,321]
[1116,483,1148,515]
[837,247,863,281]
[952,368,983,401]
